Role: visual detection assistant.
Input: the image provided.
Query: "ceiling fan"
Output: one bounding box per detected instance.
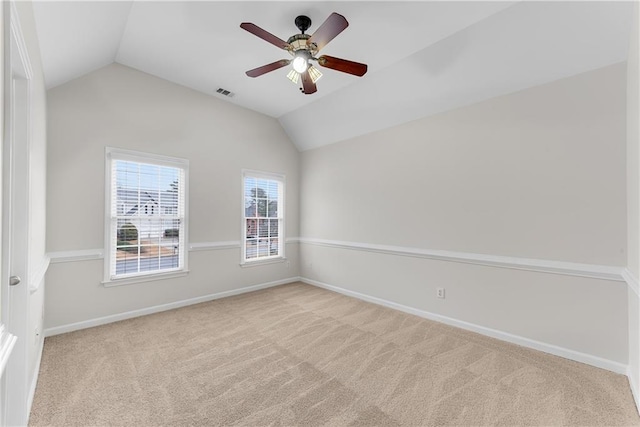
[240,13,368,95]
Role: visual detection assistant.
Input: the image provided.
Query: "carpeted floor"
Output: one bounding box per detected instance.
[30,282,639,426]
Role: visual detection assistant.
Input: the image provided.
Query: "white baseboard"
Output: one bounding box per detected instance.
[44,277,301,337]
[301,277,627,375]
[41,274,629,377]
[626,270,640,415]
[26,335,44,425]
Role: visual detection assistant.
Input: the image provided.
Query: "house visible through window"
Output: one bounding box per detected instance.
[105,148,188,282]
[243,171,284,263]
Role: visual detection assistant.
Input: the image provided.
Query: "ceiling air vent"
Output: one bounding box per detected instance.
[216,88,235,98]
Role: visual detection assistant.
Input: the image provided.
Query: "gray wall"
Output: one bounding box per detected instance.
[299,63,629,365]
[45,63,300,329]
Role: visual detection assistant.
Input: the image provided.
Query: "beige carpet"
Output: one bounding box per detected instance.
[30,282,639,426]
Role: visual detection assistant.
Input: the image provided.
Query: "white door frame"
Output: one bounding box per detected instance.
[1,2,33,426]
[0,4,18,420]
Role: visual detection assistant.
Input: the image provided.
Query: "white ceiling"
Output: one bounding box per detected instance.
[33,1,633,151]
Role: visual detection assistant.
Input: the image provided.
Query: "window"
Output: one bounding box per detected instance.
[105,148,188,284]
[242,171,284,263]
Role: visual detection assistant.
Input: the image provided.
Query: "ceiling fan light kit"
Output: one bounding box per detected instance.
[286,69,300,84]
[307,66,322,84]
[240,13,368,95]
[292,50,311,73]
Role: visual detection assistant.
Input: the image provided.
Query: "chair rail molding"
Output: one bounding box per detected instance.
[50,238,302,262]
[623,269,640,297]
[48,249,104,263]
[298,237,625,282]
[28,255,50,294]
[189,241,240,252]
[0,326,17,378]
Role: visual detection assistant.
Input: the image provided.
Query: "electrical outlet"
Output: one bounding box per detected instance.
[436,288,445,299]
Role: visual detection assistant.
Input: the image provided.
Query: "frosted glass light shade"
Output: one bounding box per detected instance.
[308,66,322,83]
[286,69,300,84]
[292,56,308,73]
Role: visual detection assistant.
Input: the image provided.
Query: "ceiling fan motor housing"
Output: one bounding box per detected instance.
[295,15,312,33]
[287,34,317,56]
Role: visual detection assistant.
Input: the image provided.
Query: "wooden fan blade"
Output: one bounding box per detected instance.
[307,12,348,52]
[317,55,367,77]
[301,70,317,94]
[240,23,291,50]
[246,60,291,78]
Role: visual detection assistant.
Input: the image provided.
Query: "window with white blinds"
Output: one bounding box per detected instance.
[105,148,188,282]
[242,171,284,263]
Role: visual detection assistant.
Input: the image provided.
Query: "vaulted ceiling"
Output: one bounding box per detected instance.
[33,1,633,151]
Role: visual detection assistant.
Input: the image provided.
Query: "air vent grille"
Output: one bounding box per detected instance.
[216,88,235,98]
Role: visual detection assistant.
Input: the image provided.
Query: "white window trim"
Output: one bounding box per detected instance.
[102,270,190,288]
[239,257,288,268]
[104,147,189,286]
[240,169,286,266]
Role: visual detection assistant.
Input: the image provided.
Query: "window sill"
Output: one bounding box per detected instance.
[102,270,190,287]
[240,257,287,268]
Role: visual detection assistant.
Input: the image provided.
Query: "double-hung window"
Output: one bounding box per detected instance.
[242,171,284,264]
[105,148,188,284]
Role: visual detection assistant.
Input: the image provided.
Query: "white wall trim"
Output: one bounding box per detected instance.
[102,270,189,288]
[43,276,301,337]
[49,238,301,262]
[26,336,44,425]
[624,268,640,297]
[28,255,49,294]
[626,269,640,414]
[9,2,33,80]
[48,249,104,263]
[239,257,288,268]
[0,326,17,378]
[301,277,627,375]
[299,237,625,282]
[189,241,240,251]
